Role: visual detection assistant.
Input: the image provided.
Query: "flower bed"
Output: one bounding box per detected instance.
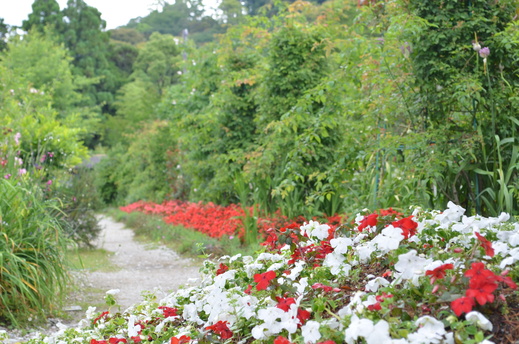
[14,202,519,344]
[119,201,342,240]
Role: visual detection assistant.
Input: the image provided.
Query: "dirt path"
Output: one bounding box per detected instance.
[3,216,201,343]
[86,216,201,309]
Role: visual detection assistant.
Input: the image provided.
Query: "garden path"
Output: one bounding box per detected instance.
[86,215,201,309]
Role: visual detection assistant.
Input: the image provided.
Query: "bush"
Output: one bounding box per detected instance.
[53,167,102,247]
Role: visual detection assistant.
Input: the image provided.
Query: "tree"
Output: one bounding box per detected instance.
[1,30,99,139]
[22,0,62,33]
[132,32,181,96]
[58,0,122,114]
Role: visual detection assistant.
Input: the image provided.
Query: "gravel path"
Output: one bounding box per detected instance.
[2,216,201,343]
[88,215,201,309]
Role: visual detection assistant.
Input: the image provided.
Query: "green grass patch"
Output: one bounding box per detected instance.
[105,208,260,258]
[66,247,119,272]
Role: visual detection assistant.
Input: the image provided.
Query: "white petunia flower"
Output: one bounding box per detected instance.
[302,320,321,343]
[365,277,390,292]
[286,260,306,280]
[344,315,391,344]
[465,311,493,331]
[407,316,453,344]
[323,252,351,276]
[300,220,330,241]
[331,237,354,254]
[394,250,432,285]
[371,225,405,253]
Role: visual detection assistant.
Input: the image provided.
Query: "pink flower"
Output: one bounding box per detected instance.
[479,47,490,58]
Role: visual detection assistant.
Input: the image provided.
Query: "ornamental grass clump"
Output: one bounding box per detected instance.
[0,131,71,326]
[21,203,519,344]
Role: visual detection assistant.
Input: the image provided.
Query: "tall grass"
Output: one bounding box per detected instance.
[0,177,71,326]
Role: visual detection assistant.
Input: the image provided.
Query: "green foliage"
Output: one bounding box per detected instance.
[0,65,89,168]
[53,167,103,247]
[0,134,71,326]
[95,121,182,205]
[22,0,62,33]
[125,0,224,44]
[1,29,100,137]
[57,0,123,115]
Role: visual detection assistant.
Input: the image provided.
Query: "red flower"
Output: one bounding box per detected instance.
[311,283,340,292]
[216,263,229,275]
[425,263,454,284]
[254,270,276,290]
[93,311,109,325]
[170,335,191,344]
[131,337,142,343]
[466,287,495,306]
[464,262,494,280]
[276,297,296,312]
[109,338,127,344]
[367,302,381,311]
[274,336,294,344]
[475,232,495,257]
[91,340,108,344]
[317,341,336,344]
[158,306,178,318]
[391,216,418,239]
[206,320,233,339]
[496,274,518,290]
[244,284,252,294]
[358,213,378,232]
[297,308,311,326]
[451,296,475,316]
[379,208,401,216]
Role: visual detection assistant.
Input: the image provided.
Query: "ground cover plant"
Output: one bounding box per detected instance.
[9,202,518,344]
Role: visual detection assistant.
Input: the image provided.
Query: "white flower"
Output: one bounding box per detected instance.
[330,237,353,254]
[407,316,453,344]
[371,225,404,253]
[365,277,390,292]
[106,289,120,295]
[300,221,330,241]
[344,316,391,344]
[85,306,97,319]
[394,250,432,285]
[127,315,141,337]
[286,260,306,280]
[465,311,493,331]
[356,242,376,263]
[323,252,351,276]
[434,202,465,227]
[302,320,321,343]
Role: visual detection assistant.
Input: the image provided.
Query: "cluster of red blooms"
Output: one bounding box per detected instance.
[451,262,517,316]
[205,320,233,339]
[120,201,343,239]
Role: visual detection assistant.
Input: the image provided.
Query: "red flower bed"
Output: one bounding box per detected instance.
[120,200,345,240]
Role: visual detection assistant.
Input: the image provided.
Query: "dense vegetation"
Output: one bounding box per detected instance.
[1,0,519,334]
